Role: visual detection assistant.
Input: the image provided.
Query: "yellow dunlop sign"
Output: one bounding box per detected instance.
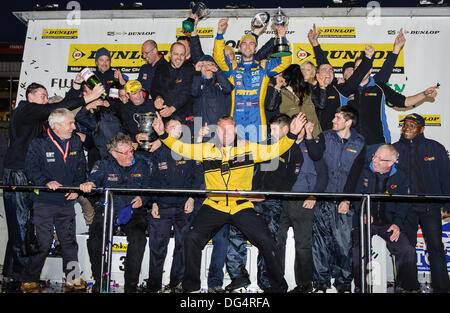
[176,27,215,37]
[67,43,172,73]
[293,43,405,73]
[42,28,78,39]
[112,242,128,252]
[317,27,356,38]
[398,114,441,127]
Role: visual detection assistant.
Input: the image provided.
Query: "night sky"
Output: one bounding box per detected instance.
[2,0,430,43]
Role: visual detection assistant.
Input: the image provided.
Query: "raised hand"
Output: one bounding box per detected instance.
[152,111,165,136]
[307,24,321,46]
[365,45,375,59]
[305,121,315,139]
[423,86,438,99]
[217,18,229,34]
[290,112,307,135]
[393,28,406,54]
[154,96,165,109]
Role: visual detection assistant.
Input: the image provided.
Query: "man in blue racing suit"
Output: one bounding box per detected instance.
[213,18,291,142]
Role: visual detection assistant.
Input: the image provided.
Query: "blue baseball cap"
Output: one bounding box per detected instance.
[401,113,425,127]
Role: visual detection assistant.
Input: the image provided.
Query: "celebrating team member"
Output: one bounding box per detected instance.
[306,106,365,293]
[213,18,292,142]
[393,114,450,293]
[22,109,87,292]
[152,111,307,293]
[80,134,151,293]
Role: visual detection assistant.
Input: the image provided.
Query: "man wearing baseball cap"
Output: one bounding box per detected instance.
[393,113,450,293]
[117,80,157,148]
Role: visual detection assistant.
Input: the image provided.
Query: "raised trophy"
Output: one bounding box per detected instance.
[182,2,210,33]
[251,12,270,30]
[271,7,292,58]
[133,112,158,150]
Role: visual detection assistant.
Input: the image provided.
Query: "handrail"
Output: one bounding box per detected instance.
[2,185,448,293]
[2,185,450,200]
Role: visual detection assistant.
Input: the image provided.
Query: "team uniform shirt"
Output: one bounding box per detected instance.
[25,129,87,205]
[159,130,297,215]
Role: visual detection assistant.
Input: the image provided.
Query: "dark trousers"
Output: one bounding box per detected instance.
[404,206,450,293]
[312,201,354,292]
[277,199,314,289]
[147,205,189,289]
[22,201,79,282]
[226,199,282,291]
[2,168,32,281]
[183,204,288,293]
[352,224,420,291]
[87,206,147,290]
[226,225,248,280]
[191,199,230,289]
[254,199,282,291]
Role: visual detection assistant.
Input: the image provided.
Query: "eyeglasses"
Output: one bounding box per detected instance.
[114,149,134,156]
[372,154,393,162]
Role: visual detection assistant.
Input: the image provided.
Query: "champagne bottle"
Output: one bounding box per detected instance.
[109,78,120,99]
[80,67,108,99]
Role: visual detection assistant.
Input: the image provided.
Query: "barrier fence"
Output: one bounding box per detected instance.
[2,185,449,293]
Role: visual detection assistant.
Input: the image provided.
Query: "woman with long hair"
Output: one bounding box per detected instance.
[277,64,325,138]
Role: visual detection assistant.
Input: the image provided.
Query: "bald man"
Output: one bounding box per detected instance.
[137,39,168,93]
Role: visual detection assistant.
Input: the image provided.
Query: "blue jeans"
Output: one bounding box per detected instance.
[2,168,32,281]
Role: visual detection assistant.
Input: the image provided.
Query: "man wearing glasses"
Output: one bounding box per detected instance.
[137,40,167,95]
[352,144,419,293]
[393,113,450,293]
[80,133,151,293]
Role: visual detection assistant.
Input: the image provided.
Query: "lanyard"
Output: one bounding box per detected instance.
[47,128,69,163]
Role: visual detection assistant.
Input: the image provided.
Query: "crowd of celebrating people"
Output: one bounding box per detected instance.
[2,14,449,294]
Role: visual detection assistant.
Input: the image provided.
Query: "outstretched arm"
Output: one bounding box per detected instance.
[153,112,204,162]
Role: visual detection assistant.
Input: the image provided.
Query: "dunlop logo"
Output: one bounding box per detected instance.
[293,43,404,74]
[112,242,128,252]
[176,27,214,38]
[317,27,356,38]
[398,114,441,127]
[42,28,78,39]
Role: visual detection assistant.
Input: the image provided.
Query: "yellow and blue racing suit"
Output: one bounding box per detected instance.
[213,34,291,142]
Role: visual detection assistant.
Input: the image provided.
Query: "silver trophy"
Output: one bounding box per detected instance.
[251,12,270,29]
[182,2,210,32]
[133,112,158,150]
[271,7,292,58]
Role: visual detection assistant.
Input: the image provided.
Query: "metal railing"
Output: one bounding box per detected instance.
[2,184,449,293]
